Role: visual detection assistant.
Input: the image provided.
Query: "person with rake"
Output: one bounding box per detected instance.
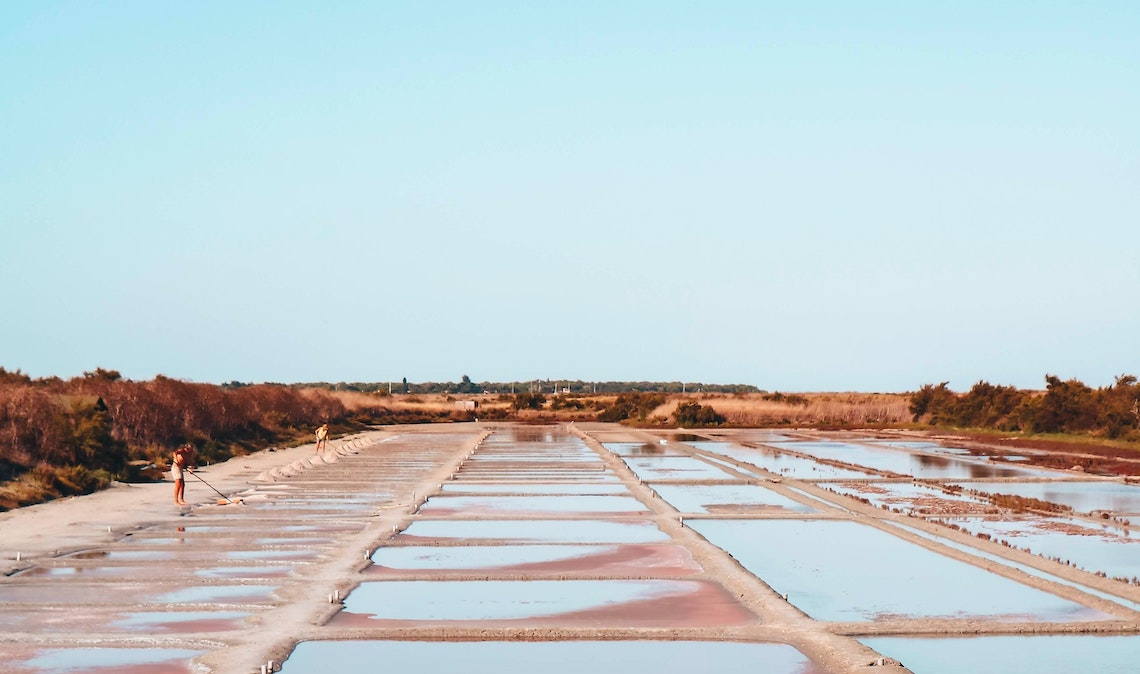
[171,443,195,506]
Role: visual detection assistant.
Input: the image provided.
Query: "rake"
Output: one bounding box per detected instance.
[188,470,243,505]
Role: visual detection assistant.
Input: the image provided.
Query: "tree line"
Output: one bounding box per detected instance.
[298,377,760,395]
[910,374,1140,439]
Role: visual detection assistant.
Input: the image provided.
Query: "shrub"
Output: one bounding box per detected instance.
[512,392,547,411]
[673,401,726,427]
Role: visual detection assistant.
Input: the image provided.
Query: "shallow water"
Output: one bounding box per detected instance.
[652,484,816,514]
[371,544,616,570]
[369,543,701,576]
[860,635,1140,674]
[602,442,694,457]
[279,640,824,674]
[335,578,749,626]
[884,521,1140,613]
[960,481,1140,515]
[870,440,967,453]
[468,454,602,462]
[418,494,649,515]
[109,610,252,632]
[940,516,1140,581]
[689,519,1111,622]
[441,482,629,495]
[153,584,279,604]
[397,519,670,544]
[16,565,161,578]
[456,470,620,482]
[194,565,297,579]
[621,456,741,481]
[223,549,321,560]
[692,443,874,480]
[773,441,1056,479]
[827,482,991,514]
[1,646,205,673]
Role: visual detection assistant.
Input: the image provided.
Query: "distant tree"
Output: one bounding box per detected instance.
[673,401,726,427]
[762,391,809,406]
[598,392,667,423]
[1033,375,1098,433]
[954,381,1026,430]
[454,374,482,394]
[1097,374,1140,438]
[908,382,954,422]
[512,392,547,410]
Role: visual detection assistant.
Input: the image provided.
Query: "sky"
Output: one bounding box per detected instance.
[2,1,1137,392]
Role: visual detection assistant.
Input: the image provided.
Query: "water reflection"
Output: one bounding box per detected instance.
[963,481,1140,516]
[861,635,1140,674]
[690,519,1111,622]
[623,456,738,481]
[771,441,1057,480]
[939,516,1140,581]
[15,647,205,673]
[280,640,825,674]
[691,443,873,480]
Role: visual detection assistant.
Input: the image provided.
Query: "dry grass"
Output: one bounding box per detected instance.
[324,391,515,415]
[649,392,911,426]
[323,390,911,427]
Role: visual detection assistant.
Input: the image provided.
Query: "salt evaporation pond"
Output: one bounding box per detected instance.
[153,584,279,604]
[371,544,618,569]
[885,521,1140,613]
[960,481,1140,515]
[689,443,874,480]
[368,543,702,577]
[770,441,1056,479]
[441,482,630,495]
[621,456,741,481]
[940,516,1140,581]
[417,494,649,515]
[109,610,253,632]
[603,442,694,457]
[651,484,816,514]
[334,579,751,626]
[869,440,966,453]
[279,640,825,674]
[860,635,1140,674]
[0,582,268,605]
[467,454,602,463]
[828,482,993,514]
[689,519,1111,622]
[396,519,670,544]
[457,468,621,482]
[0,606,252,635]
[0,646,206,674]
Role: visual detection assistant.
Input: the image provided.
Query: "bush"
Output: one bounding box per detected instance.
[673,401,726,427]
[512,392,547,411]
[598,392,667,423]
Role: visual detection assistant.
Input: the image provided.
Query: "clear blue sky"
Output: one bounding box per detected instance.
[2,2,1137,392]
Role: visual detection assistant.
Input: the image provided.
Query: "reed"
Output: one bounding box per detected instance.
[650,392,911,426]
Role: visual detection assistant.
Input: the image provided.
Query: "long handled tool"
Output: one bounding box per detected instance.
[188,470,242,505]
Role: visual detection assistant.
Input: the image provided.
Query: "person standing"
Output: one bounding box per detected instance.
[171,443,194,505]
[315,423,329,454]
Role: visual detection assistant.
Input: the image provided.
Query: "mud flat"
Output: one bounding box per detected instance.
[0,423,1137,674]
